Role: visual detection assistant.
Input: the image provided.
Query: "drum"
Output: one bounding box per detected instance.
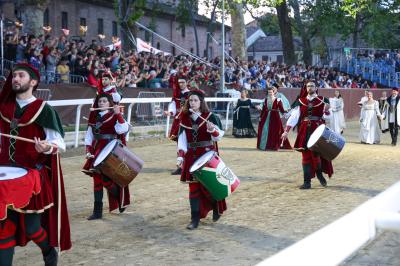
[93,139,144,187]
[307,124,346,161]
[0,166,41,220]
[190,151,240,201]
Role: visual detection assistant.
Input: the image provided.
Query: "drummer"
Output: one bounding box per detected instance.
[281,81,333,189]
[0,63,71,265]
[83,93,130,220]
[177,90,227,230]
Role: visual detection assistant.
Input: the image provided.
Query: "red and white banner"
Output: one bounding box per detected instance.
[137,38,170,56]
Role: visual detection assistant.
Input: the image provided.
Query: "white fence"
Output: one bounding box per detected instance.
[47,97,263,148]
[257,181,400,266]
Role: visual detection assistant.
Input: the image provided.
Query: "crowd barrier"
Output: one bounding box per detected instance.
[257,181,400,266]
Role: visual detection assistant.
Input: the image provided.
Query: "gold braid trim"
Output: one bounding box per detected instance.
[0,101,46,127]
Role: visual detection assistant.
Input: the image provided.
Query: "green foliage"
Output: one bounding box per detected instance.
[114,0,146,27]
[258,13,280,35]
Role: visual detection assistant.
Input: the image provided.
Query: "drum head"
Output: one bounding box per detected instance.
[0,166,27,181]
[190,151,215,173]
[93,139,118,167]
[307,124,326,149]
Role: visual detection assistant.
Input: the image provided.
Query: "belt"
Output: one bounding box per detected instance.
[94,134,117,140]
[188,140,214,148]
[303,116,321,121]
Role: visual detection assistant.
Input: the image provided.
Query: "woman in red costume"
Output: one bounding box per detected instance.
[177,90,227,230]
[83,93,130,220]
[257,87,291,150]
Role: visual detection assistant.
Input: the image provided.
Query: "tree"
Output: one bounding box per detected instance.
[275,0,296,65]
[115,0,146,49]
[19,0,49,36]
[227,0,247,60]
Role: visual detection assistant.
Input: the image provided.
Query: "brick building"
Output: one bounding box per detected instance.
[2,0,230,58]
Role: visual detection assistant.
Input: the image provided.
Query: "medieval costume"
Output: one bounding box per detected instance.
[329,96,346,134]
[284,83,333,189]
[177,90,227,230]
[257,96,291,150]
[232,98,257,138]
[381,88,400,146]
[97,72,122,103]
[83,93,130,220]
[0,64,71,265]
[359,100,382,144]
[167,78,191,175]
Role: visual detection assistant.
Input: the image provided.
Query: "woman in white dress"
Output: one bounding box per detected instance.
[329,90,346,134]
[359,91,383,144]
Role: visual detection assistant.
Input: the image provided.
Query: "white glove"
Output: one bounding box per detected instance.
[176,157,184,167]
[86,153,94,159]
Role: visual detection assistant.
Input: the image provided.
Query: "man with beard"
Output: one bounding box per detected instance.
[0,63,71,265]
[281,81,333,189]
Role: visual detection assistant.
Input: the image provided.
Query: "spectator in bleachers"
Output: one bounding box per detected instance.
[57,57,70,83]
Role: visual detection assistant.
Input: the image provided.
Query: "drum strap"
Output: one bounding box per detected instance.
[188,140,214,148]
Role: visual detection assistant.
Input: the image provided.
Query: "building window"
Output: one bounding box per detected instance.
[248,56,254,61]
[98,18,104,34]
[43,8,49,26]
[144,31,150,42]
[181,25,185,38]
[190,48,194,54]
[172,46,176,56]
[61,12,68,29]
[80,18,86,26]
[156,42,160,49]
[262,55,269,62]
[112,21,118,36]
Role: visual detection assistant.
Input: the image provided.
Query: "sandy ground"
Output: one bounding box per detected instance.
[13,121,400,266]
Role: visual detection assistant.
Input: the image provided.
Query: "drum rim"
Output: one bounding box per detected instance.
[0,166,28,181]
[189,151,215,173]
[93,139,118,167]
[307,124,326,148]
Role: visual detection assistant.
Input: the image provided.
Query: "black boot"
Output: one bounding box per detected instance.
[212,202,221,222]
[43,247,58,266]
[187,198,200,230]
[300,164,311,189]
[87,202,103,220]
[316,164,327,187]
[171,167,182,175]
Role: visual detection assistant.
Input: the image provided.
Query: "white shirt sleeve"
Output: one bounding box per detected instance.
[44,128,66,152]
[177,130,187,153]
[210,126,224,141]
[112,92,122,103]
[115,121,129,135]
[84,126,94,146]
[168,101,177,116]
[286,106,300,128]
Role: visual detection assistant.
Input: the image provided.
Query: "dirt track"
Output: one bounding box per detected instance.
[14,121,400,266]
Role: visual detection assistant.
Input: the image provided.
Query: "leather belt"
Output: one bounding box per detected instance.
[94,134,117,140]
[303,116,321,121]
[188,140,214,148]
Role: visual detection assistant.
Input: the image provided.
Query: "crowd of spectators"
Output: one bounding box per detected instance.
[3,29,382,91]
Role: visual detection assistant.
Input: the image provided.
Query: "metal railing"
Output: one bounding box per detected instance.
[47,97,260,148]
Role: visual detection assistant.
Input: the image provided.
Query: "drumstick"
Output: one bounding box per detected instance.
[0,133,58,148]
[89,106,123,111]
[189,109,210,123]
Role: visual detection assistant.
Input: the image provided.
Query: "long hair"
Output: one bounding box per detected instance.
[182,93,209,114]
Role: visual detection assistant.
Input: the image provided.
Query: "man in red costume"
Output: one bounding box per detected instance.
[0,63,71,265]
[165,78,191,175]
[281,81,333,189]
